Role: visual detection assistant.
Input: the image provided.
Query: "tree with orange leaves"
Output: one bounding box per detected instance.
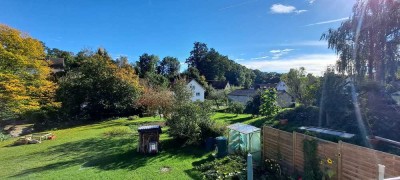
[0,24,58,120]
[138,80,174,119]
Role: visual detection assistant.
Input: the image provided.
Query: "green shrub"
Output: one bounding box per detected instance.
[31,105,67,131]
[127,115,139,120]
[103,127,131,137]
[244,92,262,116]
[227,102,244,115]
[0,132,10,142]
[275,106,319,126]
[303,138,322,180]
[200,122,226,141]
[196,155,246,179]
[166,102,217,145]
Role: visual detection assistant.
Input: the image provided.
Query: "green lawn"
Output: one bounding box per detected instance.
[212,113,267,127]
[0,113,263,179]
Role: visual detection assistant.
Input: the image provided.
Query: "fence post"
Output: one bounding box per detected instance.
[337,141,342,180]
[292,131,296,174]
[378,164,385,180]
[262,127,265,163]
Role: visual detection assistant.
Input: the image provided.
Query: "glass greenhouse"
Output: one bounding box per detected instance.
[227,123,261,163]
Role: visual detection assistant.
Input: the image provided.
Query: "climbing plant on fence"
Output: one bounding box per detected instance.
[303,137,322,180]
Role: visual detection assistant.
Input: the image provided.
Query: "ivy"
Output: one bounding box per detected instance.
[303,137,322,180]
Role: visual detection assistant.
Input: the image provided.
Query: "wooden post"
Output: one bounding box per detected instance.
[292,131,297,174]
[261,127,263,163]
[337,140,342,180]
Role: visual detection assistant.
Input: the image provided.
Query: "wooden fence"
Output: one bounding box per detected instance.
[263,126,400,180]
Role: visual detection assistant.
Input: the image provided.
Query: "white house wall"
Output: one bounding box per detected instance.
[276,81,287,91]
[187,80,205,102]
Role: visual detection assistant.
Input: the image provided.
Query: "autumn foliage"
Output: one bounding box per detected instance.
[138,81,174,118]
[0,24,58,120]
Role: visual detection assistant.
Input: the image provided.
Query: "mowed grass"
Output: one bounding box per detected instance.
[0,113,263,179]
[212,113,267,127]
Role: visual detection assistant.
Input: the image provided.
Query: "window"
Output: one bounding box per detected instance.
[196,92,200,96]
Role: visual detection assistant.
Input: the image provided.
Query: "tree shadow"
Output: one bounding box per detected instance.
[249,118,269,128]
[160,138,209,159]
[184,154,215,179]
[10,136,209,178]
[228,116,254,124]
[76,120,163,131]
[213,115,237,121]
[191,154,214,166]
[184,169,203,180]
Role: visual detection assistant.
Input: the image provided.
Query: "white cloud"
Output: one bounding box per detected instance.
[305,17,349,26]
[270,50,281,53]
[269,48,294,59]
[296,10,308,14]
[270,4,307,14]
[242,54,337,76]
[251,56,269,60]
[308,0,316,4]
[270,4,295,13]
[282,49,294,52]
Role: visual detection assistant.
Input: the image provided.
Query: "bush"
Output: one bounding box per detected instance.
[227,102,244,115]
[244,91,262,116]
[103,127,131,137]
[262,158,293,180]
[275,106,319,126]
[200,122,226,141]
[31,105,67,131]
[127,115,139,120]
[166,102,220,145]
[196,155,246,179]
[0,132,10,142]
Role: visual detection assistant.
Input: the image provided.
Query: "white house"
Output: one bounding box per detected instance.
[187,79,205,102]
[276,81,287,91]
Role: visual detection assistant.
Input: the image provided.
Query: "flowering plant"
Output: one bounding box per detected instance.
[320,156,336,180]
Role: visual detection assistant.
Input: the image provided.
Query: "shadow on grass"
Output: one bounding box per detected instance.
[228,116,254,124]
[184,154,215,180]
[213,115,238,121]
[184,169,203,180]
[10,136,208,178]
[76,120,164,132]
[191,154,214,166]
[249,118,270,128]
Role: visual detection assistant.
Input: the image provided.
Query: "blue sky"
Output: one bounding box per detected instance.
[0,0,355,75]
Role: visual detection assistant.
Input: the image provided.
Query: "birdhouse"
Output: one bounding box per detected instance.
[137,125,162,154]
